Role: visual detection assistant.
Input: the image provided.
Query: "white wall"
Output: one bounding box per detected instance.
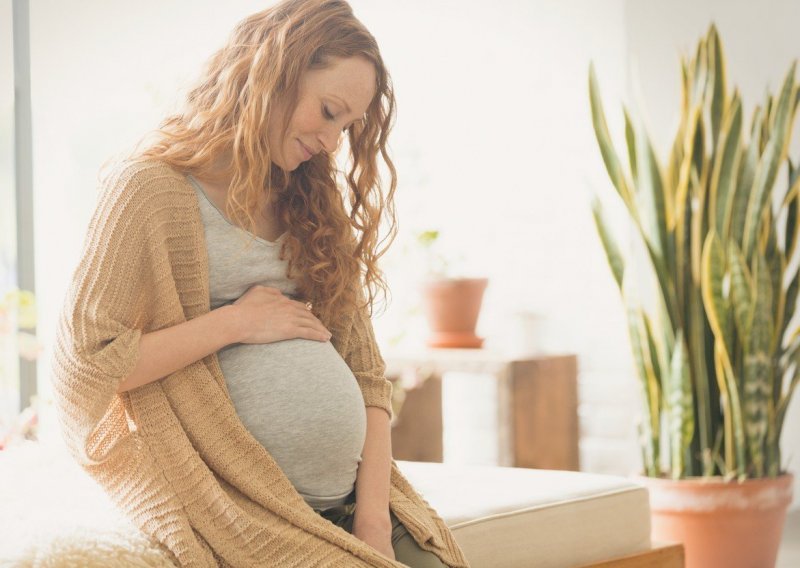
[355,0,635,476]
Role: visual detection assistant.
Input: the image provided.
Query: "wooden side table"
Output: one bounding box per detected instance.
[385,349,579,471]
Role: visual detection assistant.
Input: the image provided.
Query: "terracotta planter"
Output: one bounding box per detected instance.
[637,473,794,568]
[421,278,488,348]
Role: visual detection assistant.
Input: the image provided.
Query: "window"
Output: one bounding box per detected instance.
[0,0,37,443]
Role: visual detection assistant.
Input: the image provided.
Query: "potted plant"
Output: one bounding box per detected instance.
[416,229,488,348]
[1,288,43,449]
[589,24,798,568]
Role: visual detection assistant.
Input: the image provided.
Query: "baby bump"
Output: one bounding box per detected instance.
[215,337,367,498]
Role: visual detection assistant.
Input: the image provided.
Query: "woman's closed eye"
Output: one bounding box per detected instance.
[322,105,351,133]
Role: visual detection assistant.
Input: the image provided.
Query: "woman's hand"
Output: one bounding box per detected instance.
[230,285,332,344]
[352,509,395,561]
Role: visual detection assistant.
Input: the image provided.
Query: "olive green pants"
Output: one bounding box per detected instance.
[314,491,446,568]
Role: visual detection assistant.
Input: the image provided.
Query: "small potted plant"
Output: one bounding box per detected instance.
[590,24,797,568]
[416,229,489,348]
[1,288,43,449]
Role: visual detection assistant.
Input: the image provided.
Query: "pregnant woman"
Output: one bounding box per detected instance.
[50,1,469,566]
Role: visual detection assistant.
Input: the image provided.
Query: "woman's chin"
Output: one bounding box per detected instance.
[271,158,302,172]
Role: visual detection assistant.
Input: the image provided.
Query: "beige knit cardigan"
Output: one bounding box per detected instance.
[50,159,470,568]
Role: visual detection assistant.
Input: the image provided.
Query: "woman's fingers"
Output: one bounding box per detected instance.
[291,309,330,333]
[289,298,314,312]
[296,322,332,342]
[290,302,329,331]
[236,288,332,343]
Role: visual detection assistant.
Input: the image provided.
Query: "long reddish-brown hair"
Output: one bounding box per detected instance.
[123,0,397,328]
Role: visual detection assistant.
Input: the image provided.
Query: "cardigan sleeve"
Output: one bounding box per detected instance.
[339,290,394,421]
[50,162,165,467]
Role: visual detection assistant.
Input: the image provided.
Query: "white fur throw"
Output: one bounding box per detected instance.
[0,440,176,567]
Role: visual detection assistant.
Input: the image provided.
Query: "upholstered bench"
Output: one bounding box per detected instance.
[0,440,682,567]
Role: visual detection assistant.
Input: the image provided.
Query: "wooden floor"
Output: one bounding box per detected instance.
[778,509,800,568]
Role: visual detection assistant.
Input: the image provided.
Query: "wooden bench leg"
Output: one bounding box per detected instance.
[579,542,684,568]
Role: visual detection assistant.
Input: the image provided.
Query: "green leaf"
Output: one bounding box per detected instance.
[623,273,661,476]
[714,339,747,478]
[785,191,799,260]
[624,106,638,183]
[635,122,669,260]
[777,349,800,437]
[744,63,797,257]
[743,139,779,258]
[675,179,692,310]
[591,198,626,290]
[795,85,800,114]
[765,228,785,353]
[667,331,694,478]
[751,253,774,356]
[644,313,667,390]
[783,269,800,344]
[692,111,706,182]
[732,132,760,249]
[710,93,742,239]
[769,61,797,150]
[728,241,755,338]
[780,160,800,261]
[743,253,774,476]
[689,264,715,475]
[691,37,710,106]
[708,24,727,148]
[589,63,635,213]
[701,232,731,355]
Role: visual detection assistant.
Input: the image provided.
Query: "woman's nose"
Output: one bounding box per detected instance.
[317,125,343,154]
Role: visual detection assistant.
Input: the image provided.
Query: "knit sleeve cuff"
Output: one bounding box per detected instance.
[354,372,393,420]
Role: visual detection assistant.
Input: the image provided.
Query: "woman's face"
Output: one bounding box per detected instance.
[268,55,377,171]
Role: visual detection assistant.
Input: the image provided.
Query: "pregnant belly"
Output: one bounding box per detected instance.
[216,337,367,499]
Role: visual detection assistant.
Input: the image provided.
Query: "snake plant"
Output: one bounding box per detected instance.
[589,24,800,480]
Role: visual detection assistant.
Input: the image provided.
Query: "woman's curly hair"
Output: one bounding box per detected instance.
[124,0,397,329]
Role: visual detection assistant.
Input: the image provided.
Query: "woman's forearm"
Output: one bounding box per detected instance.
[116,304,241,394]
[355,406,393,518]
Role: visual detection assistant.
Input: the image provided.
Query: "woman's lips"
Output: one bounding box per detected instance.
[298,140,313,160]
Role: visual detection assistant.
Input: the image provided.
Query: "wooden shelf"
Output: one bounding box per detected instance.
[386,349,579,471]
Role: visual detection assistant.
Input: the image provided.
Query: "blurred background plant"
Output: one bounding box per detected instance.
[0,288,44,449]
[417,229,449,279]
[383,229,472,348]
[590,24,800,480]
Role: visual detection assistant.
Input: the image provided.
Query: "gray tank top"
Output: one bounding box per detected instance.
[186,173,367,511]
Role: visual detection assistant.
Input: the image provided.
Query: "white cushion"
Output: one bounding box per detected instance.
[0,441,651,567]
[399,460,652,568]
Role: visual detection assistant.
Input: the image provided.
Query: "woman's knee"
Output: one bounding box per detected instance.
[390,512,447,568]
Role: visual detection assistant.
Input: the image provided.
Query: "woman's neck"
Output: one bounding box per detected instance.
[195,152,234,191]
[196,152,287,200]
